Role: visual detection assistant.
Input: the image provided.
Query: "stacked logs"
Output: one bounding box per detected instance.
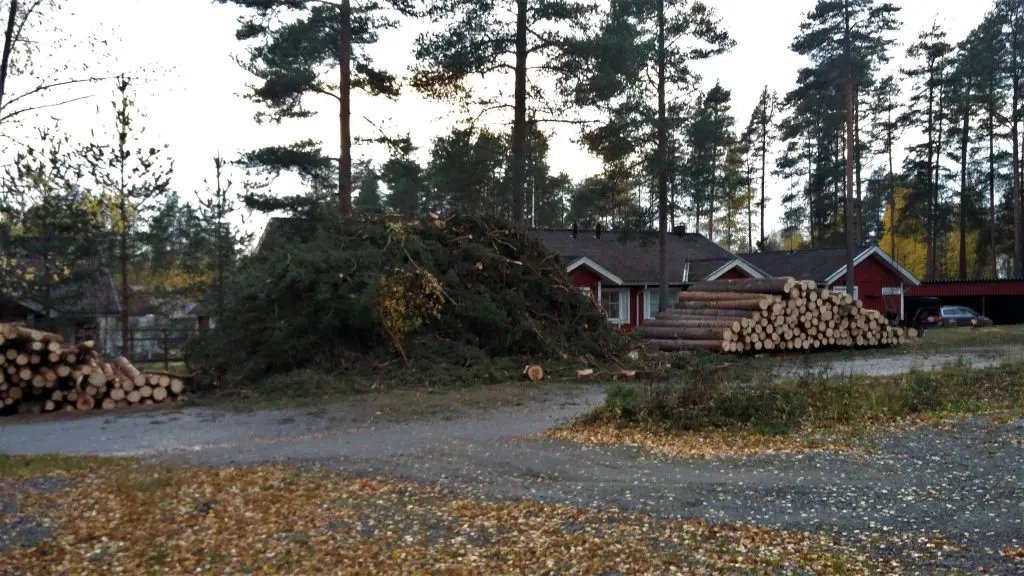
[640,277,918,353]
[0,323,186,415]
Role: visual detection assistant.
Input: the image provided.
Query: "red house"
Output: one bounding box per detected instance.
[737,246,921,322]
[533,227,764,328]
[534,227,921,327]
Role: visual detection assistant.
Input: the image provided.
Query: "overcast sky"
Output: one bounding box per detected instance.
[5,0,995,238]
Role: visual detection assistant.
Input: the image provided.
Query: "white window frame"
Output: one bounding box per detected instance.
[601,288,630,324]
[645,288,677,320]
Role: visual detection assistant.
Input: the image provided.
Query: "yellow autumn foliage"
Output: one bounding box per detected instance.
[375,268,444,362]
[877,187,927,279]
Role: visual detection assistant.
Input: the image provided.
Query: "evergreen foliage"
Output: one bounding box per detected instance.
[189,211,633,382]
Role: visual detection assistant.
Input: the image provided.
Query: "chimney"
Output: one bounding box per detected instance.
[595,223,602,239]
[571,222,578,238]
[672,224,687,237]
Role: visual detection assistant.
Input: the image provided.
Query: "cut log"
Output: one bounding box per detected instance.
[663,308,756,318]
[638,326,730,341]
[75,394,95,411]
[684,277,797,295]
[523,364,544,382]
[169,379,185,395]
[676,299,770,311]
[152,387,168,402]
[645,339,728,351]
[678,291,776,302]
[113,356,147,388]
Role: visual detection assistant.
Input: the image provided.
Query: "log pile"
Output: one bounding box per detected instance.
[640,277,918,353]
[0,323,186,416]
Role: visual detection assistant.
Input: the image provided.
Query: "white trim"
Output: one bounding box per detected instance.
[704,258,767,281]
[645,288,678,320]
[824,246,921,286]
[565,257,625,285]
[601,287,630,324]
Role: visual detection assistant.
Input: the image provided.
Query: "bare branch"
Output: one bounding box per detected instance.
[0,93,91,124]
[0,75,107,114]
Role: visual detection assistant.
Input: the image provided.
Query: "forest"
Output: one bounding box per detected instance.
[3,0,1024,334]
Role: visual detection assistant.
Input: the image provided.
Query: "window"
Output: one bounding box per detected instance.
[579,287,592,298]
[601,289,629,324]
[646,289,678,319]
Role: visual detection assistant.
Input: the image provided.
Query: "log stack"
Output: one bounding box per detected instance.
[640,277,918,353]
[0,323,187,416]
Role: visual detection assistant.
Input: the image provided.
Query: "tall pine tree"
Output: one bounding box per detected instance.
[219,0,413,215]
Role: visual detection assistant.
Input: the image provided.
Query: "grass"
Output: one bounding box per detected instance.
[0,454,125,478]
[588,359,1024,436]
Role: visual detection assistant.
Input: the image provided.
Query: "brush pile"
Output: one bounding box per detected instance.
[0,323,186,416]
[640,277,917,353]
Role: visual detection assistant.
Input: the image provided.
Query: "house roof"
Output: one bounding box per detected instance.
[737,245,920,286]
[532,229,740,284]
[737,247,854,283]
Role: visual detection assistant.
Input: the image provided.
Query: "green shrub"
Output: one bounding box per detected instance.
[606,382,642,419]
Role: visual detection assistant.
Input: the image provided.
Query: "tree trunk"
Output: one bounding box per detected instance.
[888,107,896,266]
[989,105,997,277]
[656,0,668,311]
[1015,12,1024,277]
[338,0,353,217]
[760,116,768,250]
[934,83,945,278]
[925,58,936,281]
[843,0,856,292]
[708,155,716,241]
[746,158,753,252]
[854,84,863,245]
[0,0,17,115]
[510,0,528,225]
[959,92,970,280]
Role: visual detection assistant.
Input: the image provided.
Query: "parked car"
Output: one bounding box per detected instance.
[912,304,993,329]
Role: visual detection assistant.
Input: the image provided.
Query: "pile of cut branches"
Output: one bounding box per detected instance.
[190,212,633,384]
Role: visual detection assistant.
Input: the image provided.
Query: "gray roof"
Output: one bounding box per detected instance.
[737,246,859,284]
[532,229,740,284]
[2,246,122,318]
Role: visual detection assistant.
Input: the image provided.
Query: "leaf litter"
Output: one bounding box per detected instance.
[0,462,899,574]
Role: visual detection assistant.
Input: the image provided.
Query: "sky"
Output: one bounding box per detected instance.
[3,0,996,240]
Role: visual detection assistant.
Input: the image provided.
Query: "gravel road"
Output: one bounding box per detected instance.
[3,347,1024,571]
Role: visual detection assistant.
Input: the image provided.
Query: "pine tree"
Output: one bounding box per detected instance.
[84,75,172,353]
[790,0,901,288]
[1001,0,1024,276]
[353,160,384,213]
[902,22,953,281]
[744,86,779,250]
[970,11,1009,277]
[866,74,903,263]
[1,128,103,330]
[569,0,733,311]
[684,83,735,241]
[218,0,412,216]
[195,156,252,319]
[380,136,424,217]
[411,0,596,225]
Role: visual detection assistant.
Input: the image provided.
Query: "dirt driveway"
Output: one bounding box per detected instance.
[3,346,1024,571]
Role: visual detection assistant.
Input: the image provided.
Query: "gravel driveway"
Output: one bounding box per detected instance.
[3,346,1024,571]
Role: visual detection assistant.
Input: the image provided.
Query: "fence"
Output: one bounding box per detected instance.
[124,327,198,370]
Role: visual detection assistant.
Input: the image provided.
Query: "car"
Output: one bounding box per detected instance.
[912,304,993,330]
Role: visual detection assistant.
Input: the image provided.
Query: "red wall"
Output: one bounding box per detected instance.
[718,267,751,280]
[568,268,642,329]
[829,255,904,318]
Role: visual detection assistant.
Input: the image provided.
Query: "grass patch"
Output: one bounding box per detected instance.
[583,357,1024,437]
[0,454,124,478]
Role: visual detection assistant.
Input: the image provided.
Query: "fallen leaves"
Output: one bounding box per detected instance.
[541,423,854,459]
[0,463,894,574]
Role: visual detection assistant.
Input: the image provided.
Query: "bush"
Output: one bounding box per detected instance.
[188,211,634,386]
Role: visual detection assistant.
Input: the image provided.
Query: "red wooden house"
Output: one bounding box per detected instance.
[534,227,921,327]
[532,227,765,329]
